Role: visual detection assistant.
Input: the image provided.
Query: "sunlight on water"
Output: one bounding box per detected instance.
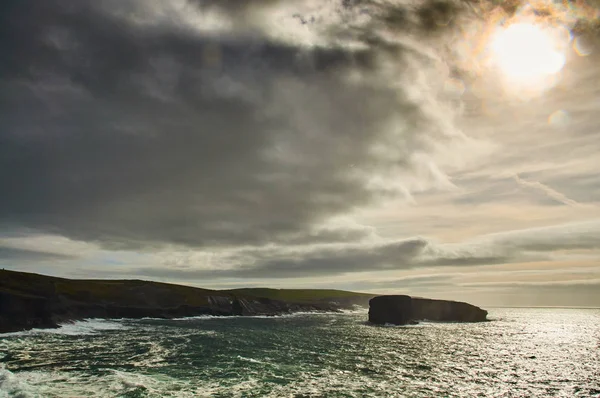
[1,309,599,397]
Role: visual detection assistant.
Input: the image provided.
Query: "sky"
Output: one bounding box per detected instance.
[1,0,599,307]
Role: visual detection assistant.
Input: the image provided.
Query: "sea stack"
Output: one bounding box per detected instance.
[368,295,487,325]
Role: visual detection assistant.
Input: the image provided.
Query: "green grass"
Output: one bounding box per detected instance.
[0,270,372,306]
[0,270,216,306]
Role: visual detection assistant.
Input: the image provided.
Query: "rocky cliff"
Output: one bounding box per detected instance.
[0,270,373,333]
[368,295,487,325]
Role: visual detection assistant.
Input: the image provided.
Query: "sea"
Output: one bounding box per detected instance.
[1,308,599,397]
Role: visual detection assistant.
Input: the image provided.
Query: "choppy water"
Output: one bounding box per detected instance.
[1,308,599,397]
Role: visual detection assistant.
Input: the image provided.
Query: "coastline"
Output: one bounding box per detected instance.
[0,269,373,334]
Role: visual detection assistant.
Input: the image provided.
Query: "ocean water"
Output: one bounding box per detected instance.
[1,308,599,397]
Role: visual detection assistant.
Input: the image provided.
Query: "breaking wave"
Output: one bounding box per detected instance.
[1,319,127,338]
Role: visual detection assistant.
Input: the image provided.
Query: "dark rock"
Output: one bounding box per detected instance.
[0,291,58,333]
[368,295,413,325]
[368,295,487,325]
[411,297,488,322]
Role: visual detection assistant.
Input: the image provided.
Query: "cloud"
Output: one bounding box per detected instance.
[0,234,97,258]
[0,246,74,261]
[0,0,473,251]
[479,219,600,253]
[338,274,456,291]
[513,174,585,207]
[134,235,512,280]
[462,279,600,287]
[130,219,600,280]
[137,237,429,279]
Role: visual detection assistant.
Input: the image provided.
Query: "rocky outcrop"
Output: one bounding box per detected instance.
[368,295,487,325]
[368,295,415,325]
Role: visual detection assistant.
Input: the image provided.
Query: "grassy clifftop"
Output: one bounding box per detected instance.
[0,269,216,307]
[0,269,372,307]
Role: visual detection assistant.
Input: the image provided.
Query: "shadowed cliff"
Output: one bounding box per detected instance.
[368,295,488,325]
[0,270,373,333]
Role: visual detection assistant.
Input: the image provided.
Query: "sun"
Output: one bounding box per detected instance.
[490,22,566,83]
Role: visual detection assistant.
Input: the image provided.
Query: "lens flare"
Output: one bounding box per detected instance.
[490,22,566,82]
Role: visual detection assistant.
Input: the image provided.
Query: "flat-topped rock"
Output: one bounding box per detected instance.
[368,295,487,325]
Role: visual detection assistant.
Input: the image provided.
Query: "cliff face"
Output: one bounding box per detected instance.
[0,291,351,334]
[0,291,344,334]
[368,295,487,325]
[411,297,488,322]
[0,270,373,333]
[368,295,414,325]
[0,291,56,332]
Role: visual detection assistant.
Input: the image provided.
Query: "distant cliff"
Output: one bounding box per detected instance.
[368,295,487,325]
[0,270,373,333]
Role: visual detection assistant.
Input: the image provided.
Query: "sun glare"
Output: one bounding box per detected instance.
[491,22,566,83]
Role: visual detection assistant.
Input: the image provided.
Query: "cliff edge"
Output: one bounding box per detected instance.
[0,270,373,333]
[368,295,487,325]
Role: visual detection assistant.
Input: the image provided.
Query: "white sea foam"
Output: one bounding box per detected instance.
[235,355,271,365]
[340,307,368,315]
[168,311,340,321]
[0,365,35,398]
[1,319,127,337]
[168,315,233,321]
[383,322,414,327]
[0,367,202,398]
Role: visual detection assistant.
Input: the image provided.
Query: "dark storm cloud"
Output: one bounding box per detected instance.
[130,220,600,280]
[134,238,429,279]
[0,246,74,261]
[0,0,469,250]
[240,237,430,277]
[133,236,512,279]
